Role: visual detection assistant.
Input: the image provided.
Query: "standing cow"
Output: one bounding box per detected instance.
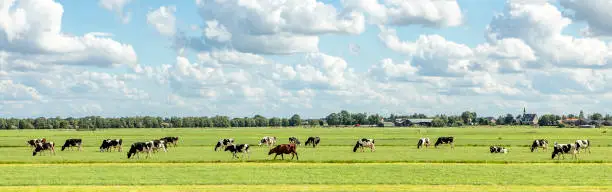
[552,142,579,160]
[259,136,277,148]
[61,139,83,151]
[490,146,508,153]
[215,138,235,151]
[99,139,123,152]
[288,137,301,146]
[149,140,167,153]
[575,140,590,154]
[305,136,321,148]
[530,139,548,152]
[417,138,430,149]
[434,137,455,148]
[32,141,55,156]
[225,144,250,159]
[268,143,298,160]
[160,137,179,147]
[127,142,152,159]
[27,138,45,149]
[353,138,375,152]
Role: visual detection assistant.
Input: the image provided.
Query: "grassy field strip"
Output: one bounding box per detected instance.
[0,185,610,192]
[1,163,610,186]
[2,162,612,166]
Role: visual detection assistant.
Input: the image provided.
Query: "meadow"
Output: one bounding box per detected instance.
[0,126,610,191]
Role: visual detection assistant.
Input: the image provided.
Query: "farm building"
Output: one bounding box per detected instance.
[518,108,538,125]
[394,118,433,127]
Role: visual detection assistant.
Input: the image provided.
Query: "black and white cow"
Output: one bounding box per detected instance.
[530,139,548,152]
[259,136,277,148]
[99,139,123,152]
[490,146,508,153]
[552,142,579,160]
[224,144,250,159]
[305,136,321,148]
[160,137,179,147]
[27,138,45,148]
[215,138,235,151]
[61,139,83,151]
[417,138,430,149]
[127,142,152,159]
[149,140,167,153]
[288,137,301,146]
[434,137,455,148]
[353,138,375,152]
[575,140,590,154]
[32,141,55,156]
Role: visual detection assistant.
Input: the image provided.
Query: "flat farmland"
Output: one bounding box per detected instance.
[0,127,610,191]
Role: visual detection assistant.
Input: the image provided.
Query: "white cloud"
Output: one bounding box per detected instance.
[147,6,176,37]
[99,0,132,24]
[0,0,138,68]
[343,0,463,27]
[559,0,612,37]
[0,79,42,102]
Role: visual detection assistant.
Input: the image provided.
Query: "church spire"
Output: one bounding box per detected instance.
[523,107,526,115]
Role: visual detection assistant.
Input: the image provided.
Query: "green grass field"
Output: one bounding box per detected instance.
[0,127,610,191]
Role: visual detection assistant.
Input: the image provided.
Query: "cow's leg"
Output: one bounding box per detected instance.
[281,154,284,160]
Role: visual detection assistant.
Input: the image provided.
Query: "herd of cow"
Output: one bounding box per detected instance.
[25,135,592,160]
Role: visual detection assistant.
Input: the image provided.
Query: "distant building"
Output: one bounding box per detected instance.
[485,117,497,124]
[394,118,433,127]
[519,108,538,126]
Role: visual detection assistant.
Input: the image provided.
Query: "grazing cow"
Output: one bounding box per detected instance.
[490,146,508,153]
[61,139,83,151]
[268,143,298,160]
[288,137,301,145]
[552,142,579,160]
[27,138,45,148]
[530,139,548,152]
[259,136,277,148]
[127,142,152,159]
[224,144,250,159]
[434,137,455,148]
[215,138,235,151]
[160,137,179,147]
[99,139,123,152]
[305,136,321,148]
[575,140,591,154]
[353,138,375,152]
[150,140,167,153]
[32,142,55,156]
[417,138,430,149]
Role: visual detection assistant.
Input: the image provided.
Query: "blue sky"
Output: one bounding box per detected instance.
[2,0,612,118]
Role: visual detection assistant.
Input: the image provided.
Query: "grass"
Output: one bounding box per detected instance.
[1,163,611,186]
[0,127,610,191]
[1,185,610,192]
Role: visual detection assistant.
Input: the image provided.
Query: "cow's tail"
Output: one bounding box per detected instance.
[353,141,360,152]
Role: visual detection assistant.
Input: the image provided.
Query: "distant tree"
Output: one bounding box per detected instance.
[590,113,603,120]
[340,110,353,125]
[431,118,445,127]
[352,113,367,125]
[289,114,302,126]
[461,111,475,125]
[269,117,281,127]
[367,114,381,125]
[326,113,341,126]
[281,118,290,127]
[504,114,514,125]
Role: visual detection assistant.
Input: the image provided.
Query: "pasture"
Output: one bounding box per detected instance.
[0,126,610,191]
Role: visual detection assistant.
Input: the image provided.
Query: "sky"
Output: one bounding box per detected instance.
[1,0,612,118]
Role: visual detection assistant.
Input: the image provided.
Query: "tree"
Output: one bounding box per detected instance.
[269,117,281,127]
[326,113,340,126]
[212,116,230,127]
[289,114,302,126]
[431,118,445,127]
[339,110,353,125]
[352,113,367,125]
[461,111,475,125]
[503,114,514,125]
[281,118,290,127]
[590,113,603,120]
[367,114,381,125]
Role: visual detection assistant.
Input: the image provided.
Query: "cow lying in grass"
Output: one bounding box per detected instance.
[268,143,298,160]
[32,141,55,156]
[530,139,548,152]
[305,136,320,148]
[417,138,430,149]
[225,144,250,159]
[490,146,508,153]
[353,138,375,152]
[61,139,82,151]
[215,138,234,151]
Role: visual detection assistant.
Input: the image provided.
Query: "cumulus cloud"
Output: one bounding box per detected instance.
[559,0,612,37]
[147,6,177,37]
[99,0,132,23]
[343,0,463,27]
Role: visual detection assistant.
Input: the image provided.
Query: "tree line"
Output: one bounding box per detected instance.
[0,110,609,129]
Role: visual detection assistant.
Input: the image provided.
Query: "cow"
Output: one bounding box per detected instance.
[224,144,250,159]
[490,146,508,153]
[530,139,548,152]
[288,137,301,145]
[353,138,375,152]
[27,138,45,148]
[160,137,179,147]
[575,140,591,154]
[552,142,579,160]
[434,137,455,148]
[215,138,235,151]
[99,139,123,152]
[259,136,277,148]
[32,141,55,156]
[305,136,321,148]
[417,138,430,149]
[61,139,83,151]
[127,142,152,159]
[150,140,167,153]
[268,143,298,160]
